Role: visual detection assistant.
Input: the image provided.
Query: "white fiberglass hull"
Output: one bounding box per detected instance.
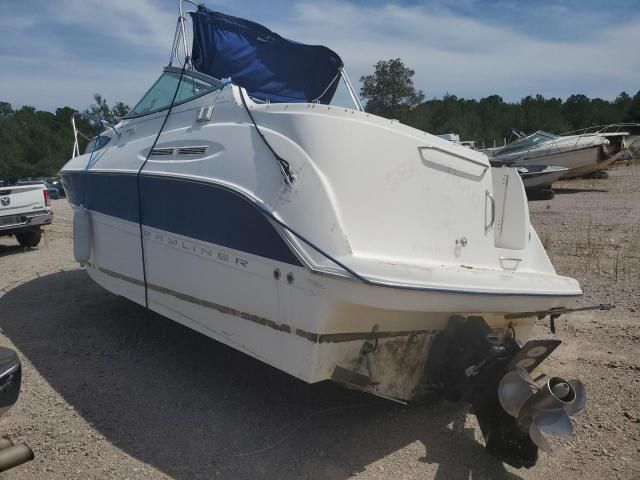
[518,166,568,190]
[492,131,629,179]
[508,145,620,178]
[74,205,578,400]
[61,77,581,401]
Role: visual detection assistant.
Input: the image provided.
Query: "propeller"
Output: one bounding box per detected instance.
[498,368,586,452]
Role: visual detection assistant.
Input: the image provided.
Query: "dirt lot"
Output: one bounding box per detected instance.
[0,164,639,479]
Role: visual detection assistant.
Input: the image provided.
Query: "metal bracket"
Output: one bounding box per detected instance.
[196,105,214,122]
[359,324,379,354]
[505,303,614,334]
[464,334,506,377]
[504,303,614,321]
[359,325,380,386]
[505,339,561,372]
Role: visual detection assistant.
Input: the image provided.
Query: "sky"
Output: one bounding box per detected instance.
[1,0,640,112]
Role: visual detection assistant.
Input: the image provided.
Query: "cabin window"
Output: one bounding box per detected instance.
[128,71,216,117]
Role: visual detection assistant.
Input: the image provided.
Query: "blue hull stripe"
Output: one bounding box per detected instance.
[60,171,303,266]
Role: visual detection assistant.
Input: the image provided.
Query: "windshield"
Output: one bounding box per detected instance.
[496,131,559,156]
[128,71,217,117]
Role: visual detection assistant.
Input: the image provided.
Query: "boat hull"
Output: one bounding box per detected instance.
[519,166,568,190]
[561,148,622,178]
[60,82,581,401]
[494,136,626,179]
[67,198,578,401]
[510,145,611,178]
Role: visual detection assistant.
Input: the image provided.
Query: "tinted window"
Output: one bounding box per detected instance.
[496,131,559,156]
[129,72,216,117]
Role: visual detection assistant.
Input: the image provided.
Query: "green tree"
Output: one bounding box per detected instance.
[562,94,592,129]
[519,95,570,134]
[0,93,128,180]
[0,101,13,118]
[624,90,640,122]
[86,93,129,125]
[614,91,632,120]
[359,58,425,120]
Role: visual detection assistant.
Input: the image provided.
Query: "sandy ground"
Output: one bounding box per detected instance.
[0,164,638,479]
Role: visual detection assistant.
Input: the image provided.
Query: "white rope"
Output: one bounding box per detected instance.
[310,70,342,104]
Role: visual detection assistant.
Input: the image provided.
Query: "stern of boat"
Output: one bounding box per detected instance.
[323,312,586,469]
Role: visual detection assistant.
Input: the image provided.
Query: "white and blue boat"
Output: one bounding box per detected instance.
[61,1,589,467]
[488,129,628,178]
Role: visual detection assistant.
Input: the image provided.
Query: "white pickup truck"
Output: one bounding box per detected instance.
[0,183,53,247]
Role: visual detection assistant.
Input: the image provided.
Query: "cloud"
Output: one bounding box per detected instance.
[45,0,177,52]
[0,0,177,110]
[274,1,640,101]
[1,0,639,112]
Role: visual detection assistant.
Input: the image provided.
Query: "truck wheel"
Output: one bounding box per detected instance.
[15,230,42,248]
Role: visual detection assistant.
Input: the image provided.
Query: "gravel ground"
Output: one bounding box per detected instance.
[0,164,638,479]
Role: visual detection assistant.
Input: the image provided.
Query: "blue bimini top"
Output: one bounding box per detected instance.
[190,6,344,104]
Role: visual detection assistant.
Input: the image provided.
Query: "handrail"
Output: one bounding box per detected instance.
[561,122,640,137]
[485,190,495,232]
[418,145,489,170]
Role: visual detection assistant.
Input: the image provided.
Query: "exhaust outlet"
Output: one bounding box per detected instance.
[0,443,34,472]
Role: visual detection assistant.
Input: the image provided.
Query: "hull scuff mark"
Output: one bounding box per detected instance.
[87,262,436,344]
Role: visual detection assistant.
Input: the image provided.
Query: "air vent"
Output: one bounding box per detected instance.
[177,146,208,156]
[150,147,175,156]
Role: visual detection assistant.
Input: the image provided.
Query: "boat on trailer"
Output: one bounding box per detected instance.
[61,2,594,468]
